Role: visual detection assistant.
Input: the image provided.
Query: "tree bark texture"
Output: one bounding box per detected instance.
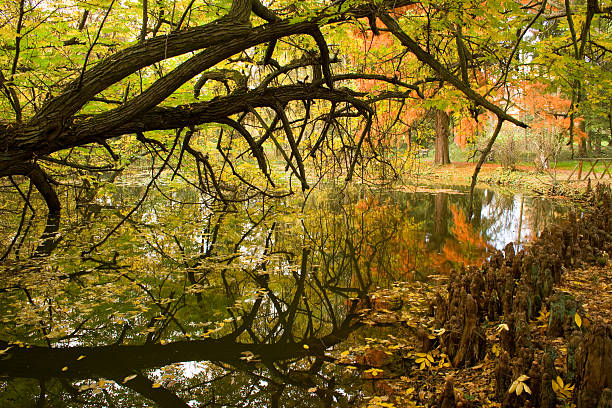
[435,109,451,165]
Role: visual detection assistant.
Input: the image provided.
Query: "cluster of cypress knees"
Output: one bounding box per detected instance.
[427,183,611,408]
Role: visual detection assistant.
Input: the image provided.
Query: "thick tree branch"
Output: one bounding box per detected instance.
[12,86,366,164]
[116,373,191,408]
[193,69,248,98]
[31,7,253,126]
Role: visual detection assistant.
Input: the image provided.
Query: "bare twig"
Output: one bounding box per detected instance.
[78,0,116,89]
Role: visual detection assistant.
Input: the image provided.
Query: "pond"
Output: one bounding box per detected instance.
[0,180,568,407]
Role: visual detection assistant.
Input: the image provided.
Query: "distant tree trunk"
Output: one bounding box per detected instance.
[593,132,602,155]
[578,120,588,157]
[435,109,451,165]
[578,139,587,157]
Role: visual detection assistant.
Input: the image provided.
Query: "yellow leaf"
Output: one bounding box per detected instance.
[509,380,518,394]
[61,366,68,372]
[303,344,309,349]
[152,383,161,388]
[517,382,524,395]
[307,387,317,393]
[575,313,582,328]
[77,355,86,360]
[523,383,531,395]
[123,374,137,383]
[497,323,509,332]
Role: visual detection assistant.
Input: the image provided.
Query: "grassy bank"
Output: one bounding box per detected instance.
[406,161,611,198]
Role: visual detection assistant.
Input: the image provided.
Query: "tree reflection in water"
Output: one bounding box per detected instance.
[0,185,566,407]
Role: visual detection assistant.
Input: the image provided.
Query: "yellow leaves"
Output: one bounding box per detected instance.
[364,368,384,377]
[491,344,501,357]
[368,402,395,408]
[123,374,137,383]
[307,387,317,393]
[61,366,68,372]
[77,355,86,360]
[415,352,434,370]
[437,353,451,368]
[536,308,550,328]
[508,374,531,396]
[78,378,111,393]
[497,323,509,332]
[574,312,582,328]
[240,351,260,363]
[552,376,574,399]
[432,328,446,336]
[367,396,395,408]
[302,344,310,350]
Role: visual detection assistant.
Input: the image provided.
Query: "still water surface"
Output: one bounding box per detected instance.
[0,183,567,407]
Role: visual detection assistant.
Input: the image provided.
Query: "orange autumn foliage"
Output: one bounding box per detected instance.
[433,204,492,273]
[454,115,486,149]
[345,18,425,147]
[518,81,587,141]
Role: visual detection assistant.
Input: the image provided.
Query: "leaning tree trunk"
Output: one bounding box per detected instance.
[9,162,61,215]
[434,109,451,165]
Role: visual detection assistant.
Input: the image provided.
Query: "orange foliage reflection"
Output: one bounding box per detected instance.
[433,204,493,274]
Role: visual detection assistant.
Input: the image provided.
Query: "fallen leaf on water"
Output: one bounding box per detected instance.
[123,374,137,383]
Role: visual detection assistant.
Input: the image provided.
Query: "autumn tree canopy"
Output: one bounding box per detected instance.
[1,1,612,407]
[0,0,610,216]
